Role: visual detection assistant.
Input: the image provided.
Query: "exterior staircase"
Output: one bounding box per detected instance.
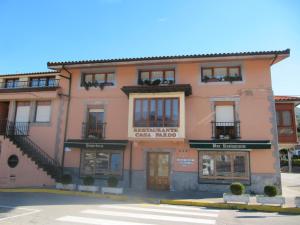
[1,120,61,181]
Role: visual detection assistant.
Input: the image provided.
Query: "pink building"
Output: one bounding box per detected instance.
[0,49,292,194]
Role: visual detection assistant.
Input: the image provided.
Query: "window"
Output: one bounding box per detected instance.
[199,151,249,181]
[138,69,175,84]
[85,108,105,139]
[8,155,19,168]
[82,73,115,86]
[276,110,294,136]
[35,101,51,122]
[201,66,242,82]
[214,105,239,139]
[30,77,56,87]
[5,79,19,88]
[134,98,179,127]
[80,150,123,177]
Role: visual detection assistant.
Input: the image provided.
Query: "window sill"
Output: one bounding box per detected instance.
[198,177,250,185]
[199,80,244,86]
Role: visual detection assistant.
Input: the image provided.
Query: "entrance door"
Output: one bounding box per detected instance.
[15,102,30,135]
[147,152,170,190]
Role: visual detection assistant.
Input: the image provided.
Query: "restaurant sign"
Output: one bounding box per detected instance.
[189,141,271,150]
[133,127,179,138]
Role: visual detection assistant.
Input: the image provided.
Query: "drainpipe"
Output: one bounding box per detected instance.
[60,65,72,175]
[129,141,133,188]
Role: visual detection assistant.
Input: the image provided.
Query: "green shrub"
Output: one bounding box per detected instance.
[230,182,245,195]
[107,176,118,187]
[61,174,72,185]
[83,176,94,186]
[264,185,277,197]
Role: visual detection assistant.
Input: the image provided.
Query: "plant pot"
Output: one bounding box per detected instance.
[56,183,76,191]
[223,193,250,204]
[294,197,300,208]
[78,185,99,193]
[101,187,123,195]
[256,195,285,206]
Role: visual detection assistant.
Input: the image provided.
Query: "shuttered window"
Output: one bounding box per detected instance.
[216,105,234,123]
[35,101,51,122]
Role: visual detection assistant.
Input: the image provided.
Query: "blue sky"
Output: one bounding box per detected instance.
[0,0,299,95]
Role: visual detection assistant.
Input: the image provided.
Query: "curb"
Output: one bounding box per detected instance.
[1,188,299,214]
[160,199,300,214]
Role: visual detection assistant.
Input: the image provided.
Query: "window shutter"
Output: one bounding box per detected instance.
[216,106,234,123]
[36,104,51,122]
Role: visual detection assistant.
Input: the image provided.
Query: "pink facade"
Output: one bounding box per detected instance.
[0,49,292,193]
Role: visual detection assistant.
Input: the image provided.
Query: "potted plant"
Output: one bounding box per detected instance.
[78,176,99,193]
[56,174,76,191]
[223,182,250,204]
[256,185,285,206]
[101,176,123,195]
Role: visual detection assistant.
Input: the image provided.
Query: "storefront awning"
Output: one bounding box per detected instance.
[64,139,128,150]
[189,140,271,150]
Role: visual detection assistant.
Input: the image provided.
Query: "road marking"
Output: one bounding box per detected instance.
[98,204,218,217]
[158,204,221,212]
[0,205,41,222]
[82,209,216,224]
[57,216,156,225]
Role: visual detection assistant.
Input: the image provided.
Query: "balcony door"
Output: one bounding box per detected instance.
[87,108,104,139]
[147,152,170,190]
[215,105,236,139]
[15,102,30,135]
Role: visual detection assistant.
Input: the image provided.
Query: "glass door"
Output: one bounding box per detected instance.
[147,152,170,190]
[87,109,104,139]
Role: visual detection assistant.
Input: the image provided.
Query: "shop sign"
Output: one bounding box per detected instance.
[189,142,271,150]
[85,143,104,148]
[176,158,195,166]
[133,127,179,138]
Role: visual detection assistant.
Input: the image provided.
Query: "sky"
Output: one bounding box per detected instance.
[0,0,299,95]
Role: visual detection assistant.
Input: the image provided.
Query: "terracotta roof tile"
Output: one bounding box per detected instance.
[275,96,300,102]
[47,49,290,67]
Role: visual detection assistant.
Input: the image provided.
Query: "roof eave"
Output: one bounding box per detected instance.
[47,53,289,70]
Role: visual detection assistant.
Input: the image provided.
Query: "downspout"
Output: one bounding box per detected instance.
[60,65,72,175]
[129,141,133,188]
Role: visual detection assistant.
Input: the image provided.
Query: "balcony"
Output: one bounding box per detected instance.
[0,80,60,93]
[212,121,240,140]
[82,122,106,139]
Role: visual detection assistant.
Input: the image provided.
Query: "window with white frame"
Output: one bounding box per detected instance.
[35,101,51,122]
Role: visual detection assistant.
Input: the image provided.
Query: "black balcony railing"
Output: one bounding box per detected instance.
[134,120,179,127]
[0,120,30,136]
[82,122,106,139]
[211,121,240,140]
[0,80,60,89]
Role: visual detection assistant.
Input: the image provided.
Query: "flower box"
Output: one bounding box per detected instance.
[78,185,99,193]
[294,197,300,208]
[56,183,76,191]
[223,193,250,204]
[256,195,285,206]
[101,187,123,195]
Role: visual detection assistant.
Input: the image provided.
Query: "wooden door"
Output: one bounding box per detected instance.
[147,152,170,190]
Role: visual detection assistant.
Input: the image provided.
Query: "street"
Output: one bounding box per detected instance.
[0,192,299,225]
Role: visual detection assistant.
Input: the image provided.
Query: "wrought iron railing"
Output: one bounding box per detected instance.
[0,79,60,89]
[82,122,106,139]
[211,121,240,140]
[1,120,61,180]
[134,120,179,127]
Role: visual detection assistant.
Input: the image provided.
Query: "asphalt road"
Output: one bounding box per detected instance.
[0,192,299,225]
